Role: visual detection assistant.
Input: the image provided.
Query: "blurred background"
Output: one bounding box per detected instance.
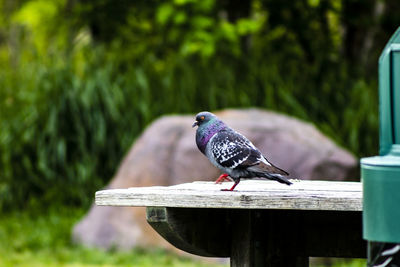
[0,0,399,266]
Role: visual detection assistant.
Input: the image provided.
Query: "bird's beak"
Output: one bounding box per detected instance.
[192,121,199,128]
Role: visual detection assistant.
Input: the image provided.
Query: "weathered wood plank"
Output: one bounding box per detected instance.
[96,180,362,211]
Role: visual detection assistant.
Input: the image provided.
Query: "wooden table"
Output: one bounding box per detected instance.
[96,180,365,267]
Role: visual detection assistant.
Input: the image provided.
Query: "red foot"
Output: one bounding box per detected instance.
[215,173,232,184]
[221,181,240,191]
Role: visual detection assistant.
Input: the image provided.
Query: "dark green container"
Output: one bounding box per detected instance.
[362,27,400,243]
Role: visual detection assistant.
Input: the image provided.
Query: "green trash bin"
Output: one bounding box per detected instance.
[361,27,400,266]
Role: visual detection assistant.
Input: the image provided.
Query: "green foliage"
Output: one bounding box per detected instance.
[311,258,366,267]
[0,208,227,267]
[0,0,398,210]
[331,259,367,267]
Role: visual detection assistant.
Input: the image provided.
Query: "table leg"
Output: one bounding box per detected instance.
[230,210,309,267]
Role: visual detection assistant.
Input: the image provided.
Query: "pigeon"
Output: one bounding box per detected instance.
[192,111,292,191]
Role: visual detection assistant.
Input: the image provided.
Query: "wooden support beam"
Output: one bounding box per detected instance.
[145,207,366,262]
[146,207,230,257]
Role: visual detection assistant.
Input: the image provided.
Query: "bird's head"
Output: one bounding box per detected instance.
[192,111,217,128]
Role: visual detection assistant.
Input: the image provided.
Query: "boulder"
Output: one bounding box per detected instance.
[73,108,358,251]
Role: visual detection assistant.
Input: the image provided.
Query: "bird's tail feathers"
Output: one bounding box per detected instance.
[260,173,292,185]
[263,157,289,176]
[248,161,288,176]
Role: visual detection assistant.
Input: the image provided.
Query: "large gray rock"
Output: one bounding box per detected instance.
[73,109,358,251]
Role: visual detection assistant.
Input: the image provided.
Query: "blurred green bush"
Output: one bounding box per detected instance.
[1,0,398,211]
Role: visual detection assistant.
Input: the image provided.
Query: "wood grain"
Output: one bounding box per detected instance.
[96,180,362,211]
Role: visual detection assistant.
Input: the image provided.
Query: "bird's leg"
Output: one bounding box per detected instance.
[221,180,240,191]
[214,173,232,184]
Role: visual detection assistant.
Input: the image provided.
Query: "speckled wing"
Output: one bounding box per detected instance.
[210,130,262,169]
[211,130,289,175]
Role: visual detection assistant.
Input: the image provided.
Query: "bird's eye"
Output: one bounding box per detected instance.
[200,116,205,120]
